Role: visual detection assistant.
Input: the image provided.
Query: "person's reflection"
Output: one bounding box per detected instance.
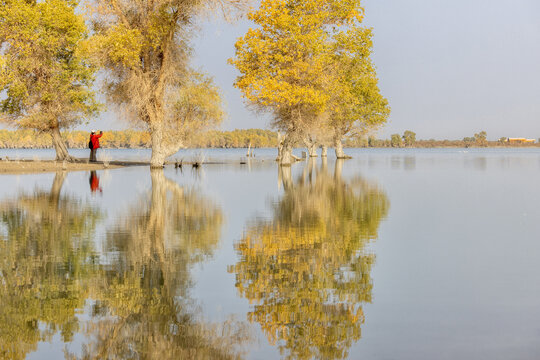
[89,171,102,194]
[231,160,389,359]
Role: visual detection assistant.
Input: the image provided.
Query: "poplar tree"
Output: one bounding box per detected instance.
[0,0,99,161]
[89,0,242,168]
[231,0,389,163]
[326,27,390,158]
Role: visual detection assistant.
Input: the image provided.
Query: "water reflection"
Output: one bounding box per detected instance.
[76,170,250,359]
[230,160,389,359]
[89,171,102,194]
[0,171,102,359]
[0,170,251,359]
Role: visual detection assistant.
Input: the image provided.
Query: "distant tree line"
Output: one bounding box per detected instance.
[0,129,277,149]
[1,129,537,150]
[345,130,539,148]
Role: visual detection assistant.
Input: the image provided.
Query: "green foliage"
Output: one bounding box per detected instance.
[402,130,416,146]
[327,25,390,142]
[390,134,402,148]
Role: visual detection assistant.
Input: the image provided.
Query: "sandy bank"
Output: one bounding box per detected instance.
[0,158,147,174]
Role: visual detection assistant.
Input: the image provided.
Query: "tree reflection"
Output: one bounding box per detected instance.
[77,170,250,360]
[0,172,102,359]
[230,160,389,359]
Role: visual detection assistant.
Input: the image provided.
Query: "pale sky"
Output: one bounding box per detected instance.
[91,0,540,140]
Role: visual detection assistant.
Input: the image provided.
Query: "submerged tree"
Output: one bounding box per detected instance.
[325,26,389,158]
[230,0,364,165]
[230,160,389,359]
[231,0,388,162]
[0,0,99,161]
[0,172,102,359]
[89,0,242,167]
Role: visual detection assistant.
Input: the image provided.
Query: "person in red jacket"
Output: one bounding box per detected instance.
[89,130,103,162]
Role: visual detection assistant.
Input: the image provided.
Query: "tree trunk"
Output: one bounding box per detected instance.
[150,123,167,168]
[307,143,317,157]
[280,141,293,166]
[303,137,318,157]
[276,132,284,161]
[50,127,74,161]
[321,145,328,157]
[334,137,351,159]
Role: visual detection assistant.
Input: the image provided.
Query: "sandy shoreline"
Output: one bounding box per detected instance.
[0,159,147,174]
[0,158,236,174]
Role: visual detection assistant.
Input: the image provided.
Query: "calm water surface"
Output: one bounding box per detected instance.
[1,148,539,359]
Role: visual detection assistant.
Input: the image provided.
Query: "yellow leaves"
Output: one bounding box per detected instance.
[170,72,225,136]
[231,0,370,132]
[100,24,143,68]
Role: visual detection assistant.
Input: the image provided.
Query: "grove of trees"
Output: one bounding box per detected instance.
[0,0,390,165]
[230,0,390,164]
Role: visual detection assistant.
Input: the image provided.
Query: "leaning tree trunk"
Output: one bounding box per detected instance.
[50,127,74,161]
[320,145,328,157]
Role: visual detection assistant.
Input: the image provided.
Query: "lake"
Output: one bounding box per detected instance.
[1,148,539,359]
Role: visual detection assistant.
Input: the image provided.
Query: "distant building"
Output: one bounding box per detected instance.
[507,138,536,144]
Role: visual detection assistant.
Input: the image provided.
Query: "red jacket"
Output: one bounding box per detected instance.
[90,132,103,149]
